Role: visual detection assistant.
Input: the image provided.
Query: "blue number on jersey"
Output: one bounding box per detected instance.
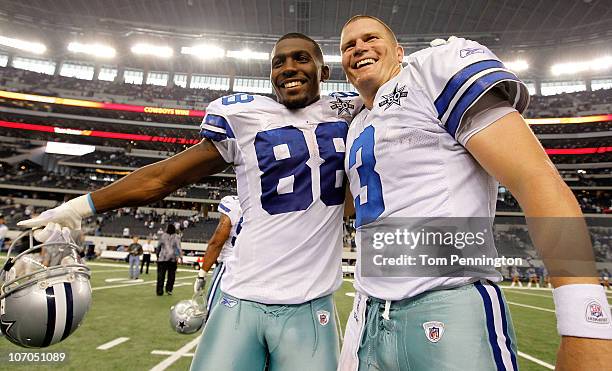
[230,216,243,247]
[348,125,385,227]
[254,126,313,214]
[222,93,254,105]
[254,123,348,215]
[315,122,348,206]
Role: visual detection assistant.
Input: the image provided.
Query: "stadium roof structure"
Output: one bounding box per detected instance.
[0,0,611,79]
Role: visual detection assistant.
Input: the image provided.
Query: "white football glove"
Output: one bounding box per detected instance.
[193,270,206,294]
[34,222,73,244]
[17,194,95,242]
[430,35,457,47]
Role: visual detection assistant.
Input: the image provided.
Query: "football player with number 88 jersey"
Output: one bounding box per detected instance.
[17,33,361,371]
[338,15,611,371]
[192,33,362,371]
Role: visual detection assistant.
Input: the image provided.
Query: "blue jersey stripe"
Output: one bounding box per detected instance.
[218,203,231,213]
[203,114,235,138]
[200,129,227,142]
[445,71,519,138]
[434,59,505,119]
[491,282,518,371]
[474,281,506,371]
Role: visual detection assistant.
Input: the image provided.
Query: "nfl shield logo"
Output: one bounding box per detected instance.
[585,300,609,324]
[422,321,445,343]
[317,310,330,326]
[589,303,603,318]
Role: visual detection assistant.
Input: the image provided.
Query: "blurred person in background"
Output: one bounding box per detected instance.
[0,214,7,251]
[128,236,143,280]
[156,224,183,295]
[140,238,154,275]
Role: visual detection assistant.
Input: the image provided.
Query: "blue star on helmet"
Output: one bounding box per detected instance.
[378,83,408,110]
[330,96,355,116]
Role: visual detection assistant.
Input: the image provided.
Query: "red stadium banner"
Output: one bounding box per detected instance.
[1,89,612,125]
[0,120,200,145]
[0,119,609,154]
[0,90,206,117]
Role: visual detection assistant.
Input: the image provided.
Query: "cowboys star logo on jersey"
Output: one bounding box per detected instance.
[330,96,355,116]
[378,83,408,110]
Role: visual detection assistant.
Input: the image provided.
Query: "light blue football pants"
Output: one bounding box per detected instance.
[190,292,339,371]
[341,281,518,371]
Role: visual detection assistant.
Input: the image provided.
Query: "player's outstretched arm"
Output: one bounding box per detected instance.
[199,214,232,273]
[18,140,228,232]
[465,111,611,370]
[91,139,228,212]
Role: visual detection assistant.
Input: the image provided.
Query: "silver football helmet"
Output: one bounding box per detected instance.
[169,298,207,334]
[170,274,207,334]
[0,229,91,348]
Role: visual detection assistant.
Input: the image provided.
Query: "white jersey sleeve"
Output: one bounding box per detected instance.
[200,94,250,163]
[408,37,530,146]
[218,195,241,226]
[216,195,242,263]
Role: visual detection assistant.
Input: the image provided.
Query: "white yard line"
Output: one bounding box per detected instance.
[151,350,194,357]
[90,269,130,274]
[502,289,554,299]
[518,351,555,370]
[97,337,130,350]
[507,301,556,313]
[92,275,196,291]
[499,286,553,292]
[149,336,201,371]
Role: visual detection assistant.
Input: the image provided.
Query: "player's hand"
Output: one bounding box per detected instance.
[33,222,72,244]
[430,35,458,47]
[194,276,206,294]
[555,336,611,370]
[17,194,94,232]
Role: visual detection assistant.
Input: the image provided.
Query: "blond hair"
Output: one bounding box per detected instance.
[342,15,398,45]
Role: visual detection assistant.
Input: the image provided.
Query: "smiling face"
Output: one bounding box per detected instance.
[340,17,404,107]
[271,37,329,109]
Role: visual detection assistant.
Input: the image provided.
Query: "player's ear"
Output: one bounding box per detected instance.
[320,65,330,82]
[396,45,404,64]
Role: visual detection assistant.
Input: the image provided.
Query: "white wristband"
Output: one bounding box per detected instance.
[553,284,612,339]
[68,194,96,217]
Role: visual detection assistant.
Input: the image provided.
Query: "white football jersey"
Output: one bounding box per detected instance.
[216,195,242,263]
[345,38,530,301]
[201,93,362,304]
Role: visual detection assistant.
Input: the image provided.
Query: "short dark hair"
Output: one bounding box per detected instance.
[166,224,176,235]
[275,32,324,64]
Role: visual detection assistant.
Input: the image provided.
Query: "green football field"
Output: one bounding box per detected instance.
[1,260,610,371]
